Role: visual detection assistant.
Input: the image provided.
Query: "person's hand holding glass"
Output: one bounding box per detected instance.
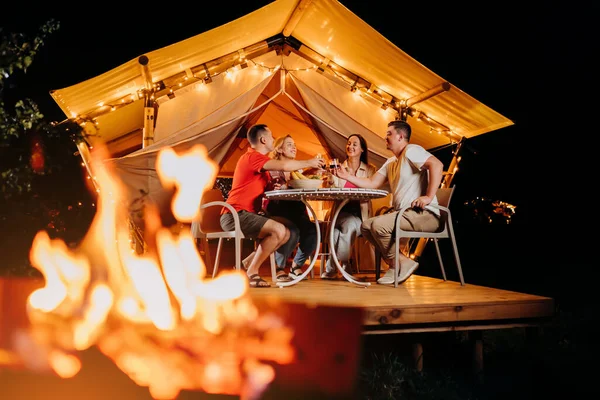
[333,160,350,180]
[269,171,286,190]
[308,154,326,170]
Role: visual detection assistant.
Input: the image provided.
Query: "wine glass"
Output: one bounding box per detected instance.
[329,158,339,174]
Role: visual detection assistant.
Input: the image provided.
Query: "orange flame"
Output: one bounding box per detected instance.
[20,144,294,399]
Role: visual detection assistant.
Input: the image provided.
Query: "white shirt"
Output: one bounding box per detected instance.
[377,144,440,216]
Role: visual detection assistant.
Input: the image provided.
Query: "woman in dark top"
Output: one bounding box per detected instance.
[266,134,318,281]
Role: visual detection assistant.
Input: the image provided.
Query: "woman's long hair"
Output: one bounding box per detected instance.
[270,134,293,160]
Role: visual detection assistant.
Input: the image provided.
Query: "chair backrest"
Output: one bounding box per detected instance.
[436,186,455,208]
[196,188,225,234]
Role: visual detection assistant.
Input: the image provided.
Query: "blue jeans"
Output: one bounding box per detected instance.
[272,215,317,269]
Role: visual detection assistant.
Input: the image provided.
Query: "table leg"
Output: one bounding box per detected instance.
[275,198,320,288]
[329,199,371,287]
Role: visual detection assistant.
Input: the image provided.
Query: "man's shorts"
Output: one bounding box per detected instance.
[220,210,270,238]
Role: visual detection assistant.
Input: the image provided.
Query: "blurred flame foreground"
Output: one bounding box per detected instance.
[16,145,294,400]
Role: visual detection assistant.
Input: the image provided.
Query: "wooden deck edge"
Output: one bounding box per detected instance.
[363,299,555,326]
[362,316,555,335]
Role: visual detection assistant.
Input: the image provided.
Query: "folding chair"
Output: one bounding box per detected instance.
[191,189,276,281]
[375,186,465,286]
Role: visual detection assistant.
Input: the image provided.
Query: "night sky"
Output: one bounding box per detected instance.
[1,1,596,298]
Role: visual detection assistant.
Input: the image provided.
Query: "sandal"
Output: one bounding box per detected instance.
[276,268,293,282]
[289,267,307,280]
[248,273,270,288]
[320,270,338,280]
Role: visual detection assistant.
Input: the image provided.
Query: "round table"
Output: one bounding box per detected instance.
[264,187,389,287]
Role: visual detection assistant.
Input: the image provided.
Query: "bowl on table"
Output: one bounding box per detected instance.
[287,178,323,189]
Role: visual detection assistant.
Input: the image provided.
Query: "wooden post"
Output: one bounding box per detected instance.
[412,342,423,372]
[471,330,484,383]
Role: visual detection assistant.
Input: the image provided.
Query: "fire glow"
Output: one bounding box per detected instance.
[16,144,295,399]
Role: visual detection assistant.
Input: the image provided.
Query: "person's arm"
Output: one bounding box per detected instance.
[262,156,324,172]
[335,166,386,189]
[412,155,444,209]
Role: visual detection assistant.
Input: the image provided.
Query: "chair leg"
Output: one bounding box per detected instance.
[319,234,329,277]
[354,239,360,274]
[447,219,465,285]
[308,255,315,279]
[375,248,381,281]
[433,239,447,281]
[234,237,242,272]
[269,253,277,283]
[199,238,213,275]
[212,238,224,279]
[394,239,400,288]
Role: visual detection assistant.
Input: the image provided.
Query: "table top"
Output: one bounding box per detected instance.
[265,187,389,201]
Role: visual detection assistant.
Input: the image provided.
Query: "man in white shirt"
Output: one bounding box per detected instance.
[334,120,444,284]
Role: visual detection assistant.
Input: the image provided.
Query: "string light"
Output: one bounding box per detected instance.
[66,38,460,144]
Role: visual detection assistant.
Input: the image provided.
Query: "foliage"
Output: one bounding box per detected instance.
[0,20,60,91]
[358,340,476,400]
[0,20,94,276]
[1,19,86,199]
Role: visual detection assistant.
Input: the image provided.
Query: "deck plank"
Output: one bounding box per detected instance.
[249,274,555,329]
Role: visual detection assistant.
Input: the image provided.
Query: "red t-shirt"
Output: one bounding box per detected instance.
[222,148,271,214]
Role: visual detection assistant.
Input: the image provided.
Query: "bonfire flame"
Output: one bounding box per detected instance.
[19,144,295,400]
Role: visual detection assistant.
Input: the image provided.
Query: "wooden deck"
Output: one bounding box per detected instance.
[0,267,556,337]
[249,272,555,335]
[0,271,555,386]
[199,237,555,335]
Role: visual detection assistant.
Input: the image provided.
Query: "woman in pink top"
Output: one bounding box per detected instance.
[322,134,376,279]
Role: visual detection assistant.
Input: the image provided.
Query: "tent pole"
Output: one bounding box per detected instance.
[76,141,98,192]
[139,55,156,148]
[283,0,313,37]
[76,140,145,254]
[400,82,451,120]
[406,82,451,108]
[442,136,466,189]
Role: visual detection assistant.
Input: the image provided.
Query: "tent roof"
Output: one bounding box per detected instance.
[50,0,513,158]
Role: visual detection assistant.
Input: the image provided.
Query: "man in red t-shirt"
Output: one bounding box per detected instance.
[220,124,325,288]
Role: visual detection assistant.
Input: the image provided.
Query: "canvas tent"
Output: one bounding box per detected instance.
[50,0,513,227]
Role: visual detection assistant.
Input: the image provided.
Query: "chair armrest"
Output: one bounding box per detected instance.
[200,201,245,238]
[395,204,450,216]
[375,206,393,216]
[425,203,451,217]
[201,200,232,212]
[394,204,451,234]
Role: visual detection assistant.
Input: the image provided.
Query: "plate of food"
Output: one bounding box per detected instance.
[287,171,323,189]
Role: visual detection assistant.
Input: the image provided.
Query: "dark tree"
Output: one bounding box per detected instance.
[0,21,95,276]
